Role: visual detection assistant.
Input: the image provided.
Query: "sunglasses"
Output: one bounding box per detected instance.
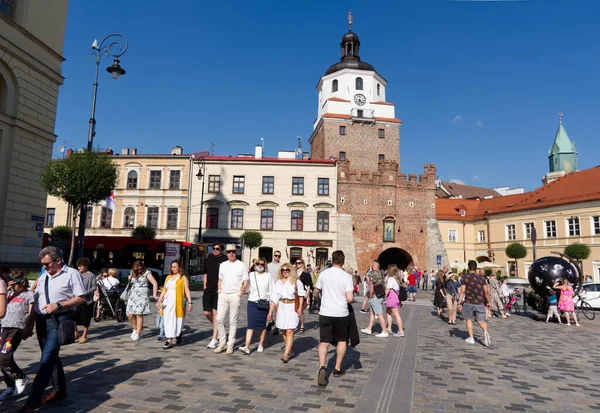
[41,258,58,267]
[256,263,264,267]
[226,250,236,254]
[296,262,303,265]
[282,268,291,273]
[274,255,281,258]
[213,247,222,251]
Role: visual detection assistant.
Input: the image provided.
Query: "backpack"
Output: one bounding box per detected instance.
[398,286,408,302]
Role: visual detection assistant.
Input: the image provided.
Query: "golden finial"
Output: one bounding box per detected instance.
[558,112,563,122]
[348,9,353,31]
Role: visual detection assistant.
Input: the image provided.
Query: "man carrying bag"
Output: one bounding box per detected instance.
[19,246,86,413]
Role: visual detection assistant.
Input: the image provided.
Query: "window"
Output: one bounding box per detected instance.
[332,79,338,92]
[593,216,600,235]
[169,170,181,190]
[291,210,304,231]
[86,207,93,228]
[231,208,244,229]
[506,224,516,241]
[545,220,556,238]
[262,176,274,194]
[568,217,580,236]
[378,154,385,162]
[46,208,55,228]
[377,83,381,96]
[339,152,346,161]
[378,128,385,138]
[127,171,138,189]
[0,0,15,19]
[318,178,329,196]
[167,208,178,229]
[100,207,113,228]
[147,207,159,229]
[149,170,162,189]
[317,211,329,232]
[233,176,245,194]
[292,177,304,195]
[478,230,485,243]
[357,109,364,118]
[124,207,135,228]
[261,209,274,230]
[355,77,363,90]
[524,222,535,239]
[206,208,219,229]
[208,175,220,193]
[448,229,457,242]
[339,126,346,135]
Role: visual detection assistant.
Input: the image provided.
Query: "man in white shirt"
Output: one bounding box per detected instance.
[266,251,282,334]
[314,250,354,386]
[214,244,248,355]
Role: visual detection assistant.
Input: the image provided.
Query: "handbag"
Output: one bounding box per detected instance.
[44,276,75,346]
[253,272,270,311]
[120,281,133,302]
[374,284,385,299]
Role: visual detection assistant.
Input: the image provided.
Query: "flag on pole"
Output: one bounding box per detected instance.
[105,191,116,211]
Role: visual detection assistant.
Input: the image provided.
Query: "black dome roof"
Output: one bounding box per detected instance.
[324,30,376,76]
[325,60,375,76]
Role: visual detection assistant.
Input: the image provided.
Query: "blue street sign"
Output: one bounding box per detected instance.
[436,255,442,265]
[36,223,43,231]
[31,215,45,223]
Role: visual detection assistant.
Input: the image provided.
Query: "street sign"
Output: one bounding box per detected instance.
[31,215,44,223]
[35,223,43,231]
[436,255,442,265]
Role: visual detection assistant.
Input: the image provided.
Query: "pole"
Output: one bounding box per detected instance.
[197,161,205,243]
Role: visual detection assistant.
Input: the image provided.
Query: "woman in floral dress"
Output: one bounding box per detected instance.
[126,260,159,341]
[488,275,508,319]
[554,278,579,326]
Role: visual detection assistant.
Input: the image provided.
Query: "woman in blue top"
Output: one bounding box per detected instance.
[445,273,459,325]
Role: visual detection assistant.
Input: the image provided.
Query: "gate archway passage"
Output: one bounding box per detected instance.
[377,248,414,271]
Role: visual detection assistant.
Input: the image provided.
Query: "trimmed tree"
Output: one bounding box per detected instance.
[40,151,118,266]
[505,242,527,278]
[50,225,72,241]
[241,230,263,266]
[132,225,157,240]
[564,243,591,276]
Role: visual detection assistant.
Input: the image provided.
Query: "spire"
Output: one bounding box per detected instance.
[549,112,576,155]
[348,9,353,31]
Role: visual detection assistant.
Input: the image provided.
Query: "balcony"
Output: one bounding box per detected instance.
[351,108,375,124]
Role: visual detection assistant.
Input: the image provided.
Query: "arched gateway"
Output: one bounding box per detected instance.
[377,248,414,271]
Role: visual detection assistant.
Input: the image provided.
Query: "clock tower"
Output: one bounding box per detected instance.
[309,14,402,173]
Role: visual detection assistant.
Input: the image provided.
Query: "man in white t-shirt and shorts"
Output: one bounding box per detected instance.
[267,250,282,334]
[314,250,354,386]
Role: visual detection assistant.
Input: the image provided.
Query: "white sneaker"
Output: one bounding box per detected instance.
[239,346,250,355]
[465,337,475,344]
[376,332,389,338]
[0,387,15,401]
[131,332,139,341]
[206,338,218,349]
[214,342,227,354]
[130,329,136,339]
[394,332,405,337]
[483,332,491,347]
[226,345,234,355]
[257,345,264,353]
[361,328,372,335]
[15,377,28,395]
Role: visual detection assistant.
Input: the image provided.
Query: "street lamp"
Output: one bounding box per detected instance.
[76,33,129,260]
[196,158,206,243]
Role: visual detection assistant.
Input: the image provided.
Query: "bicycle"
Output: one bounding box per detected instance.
[575,292,596,321]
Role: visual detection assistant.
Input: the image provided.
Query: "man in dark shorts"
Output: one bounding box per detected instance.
[314,250,354,386]
[203,242,227,349]
[457,260,491,346]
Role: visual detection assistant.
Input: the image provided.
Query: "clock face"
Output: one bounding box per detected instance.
[354,94,366,106]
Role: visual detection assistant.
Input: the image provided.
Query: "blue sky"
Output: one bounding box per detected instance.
[54,0,600,192]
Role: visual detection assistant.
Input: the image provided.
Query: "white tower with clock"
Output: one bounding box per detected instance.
[309,13,402,173]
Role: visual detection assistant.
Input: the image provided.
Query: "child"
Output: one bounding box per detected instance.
[0,270,34,401]
[545,286,562,324]
[156,287,165,342]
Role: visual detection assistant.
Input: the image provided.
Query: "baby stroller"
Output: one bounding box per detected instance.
[93,278,126,322]
[504,288,521,315]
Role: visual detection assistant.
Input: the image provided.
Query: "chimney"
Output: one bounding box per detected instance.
[255,145,263,159]
[171,146,183,155]
[121,148,130,155]
[130,148,137,155]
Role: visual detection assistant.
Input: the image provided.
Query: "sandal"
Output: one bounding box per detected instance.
[163,341,175,349]
[299,327,305,333]
[281,355,289,363]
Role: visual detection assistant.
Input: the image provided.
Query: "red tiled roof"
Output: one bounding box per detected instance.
[201,156,336,164]
[436,167,600,220]
[327,97,350,102]
[371,101,395,106]
[322,113,352,120]
[375,117,402,124]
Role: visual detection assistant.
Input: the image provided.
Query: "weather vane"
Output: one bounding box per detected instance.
[348,9,353,31]
[558,112,563,122]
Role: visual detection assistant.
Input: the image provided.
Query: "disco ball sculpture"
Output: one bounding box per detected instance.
[527,256,580,296]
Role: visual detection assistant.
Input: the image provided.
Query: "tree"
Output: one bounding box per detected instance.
[505,242,527,278]
[241,230,263,265]
[40,151,118,265]
[564,243,591,276]
[50,225,72,241]
[132,225,156,240]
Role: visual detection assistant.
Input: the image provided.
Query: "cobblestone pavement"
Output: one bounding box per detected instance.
[2,289,599,412]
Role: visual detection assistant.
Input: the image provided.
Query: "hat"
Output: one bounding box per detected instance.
[225,244,236,252]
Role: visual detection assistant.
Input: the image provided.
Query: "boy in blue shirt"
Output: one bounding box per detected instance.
[545,286,562,324]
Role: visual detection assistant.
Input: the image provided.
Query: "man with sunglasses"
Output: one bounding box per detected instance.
[202,242,228,349]
[267,251,283,334]
[214,245,248,355]
[19,246,85,413]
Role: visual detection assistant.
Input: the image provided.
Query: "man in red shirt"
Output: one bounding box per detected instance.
[407,270,417,301]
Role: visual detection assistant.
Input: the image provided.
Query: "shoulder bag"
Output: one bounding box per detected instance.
[120,279,133,302]
[44,276,75,346]
[253,272,270,311]
[294,282,300,312]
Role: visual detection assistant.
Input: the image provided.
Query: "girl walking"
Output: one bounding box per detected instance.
[126,261,159,341]
[554,278,579,326]
[157,260,193,349]
[384,265,405,337]
[240,257,271,354]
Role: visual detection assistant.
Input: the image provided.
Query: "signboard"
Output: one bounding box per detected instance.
[31,215,45,223]
[287,239,333,247]
[436,255,442,265]
[37,232,43,238]
[163,242,180,272]
[35,223,43,231]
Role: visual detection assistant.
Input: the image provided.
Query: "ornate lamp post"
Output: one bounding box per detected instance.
[76,34,128,259]
[196,158,206,243]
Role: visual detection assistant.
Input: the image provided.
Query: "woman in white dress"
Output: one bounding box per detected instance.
[268,263,305,363]
[156,260,193,349]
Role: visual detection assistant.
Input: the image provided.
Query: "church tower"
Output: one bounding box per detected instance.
[309,11,402,173]
[543,113,578,185]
